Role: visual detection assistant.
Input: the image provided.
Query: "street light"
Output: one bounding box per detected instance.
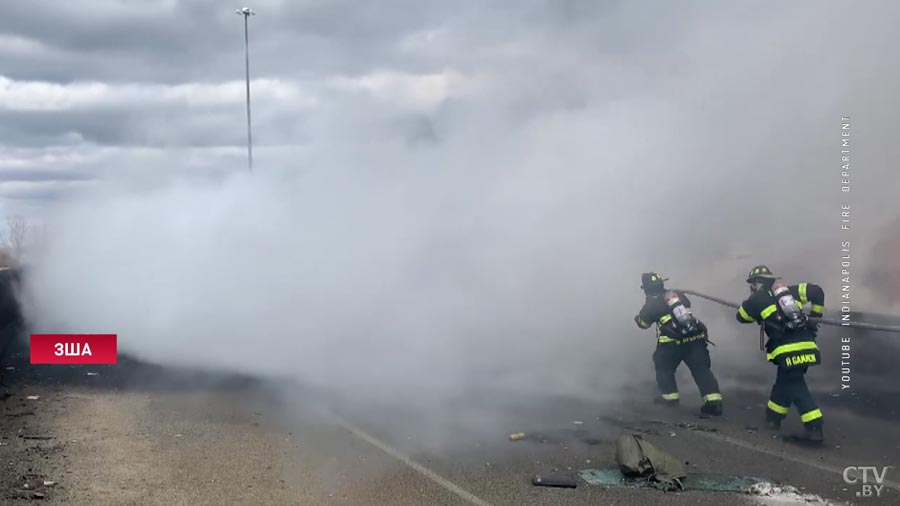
[236,7,256,171]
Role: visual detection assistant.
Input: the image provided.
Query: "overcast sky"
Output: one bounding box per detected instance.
[2,0,654,216]
[3,0,894,224]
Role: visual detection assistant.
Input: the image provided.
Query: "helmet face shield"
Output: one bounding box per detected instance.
[745,265,778,289]
[749,280,766,293]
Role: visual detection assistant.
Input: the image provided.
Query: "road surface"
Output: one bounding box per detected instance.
[2,350,898,505]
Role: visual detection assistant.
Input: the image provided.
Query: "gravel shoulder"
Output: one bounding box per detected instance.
[1,376,298,505]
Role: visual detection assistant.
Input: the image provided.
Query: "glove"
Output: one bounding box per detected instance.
[806,319,820,335]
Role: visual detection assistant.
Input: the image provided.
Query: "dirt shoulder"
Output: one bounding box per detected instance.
[0,360,470,506]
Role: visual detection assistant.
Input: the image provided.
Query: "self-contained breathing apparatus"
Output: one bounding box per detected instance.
[771,283,808,330]
[664,291,700,336]
[754,282,818,343]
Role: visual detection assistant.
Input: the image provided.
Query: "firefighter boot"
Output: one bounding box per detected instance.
[653,396,679,408]
[700,393,724,416]
[700,400,723,416]
[802,424,824,443]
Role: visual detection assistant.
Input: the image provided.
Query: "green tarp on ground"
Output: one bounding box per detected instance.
[578,468,767,493]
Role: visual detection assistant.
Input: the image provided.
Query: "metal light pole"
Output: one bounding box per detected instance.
[236,7,256,171]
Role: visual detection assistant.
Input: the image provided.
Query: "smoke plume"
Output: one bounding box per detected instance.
[18,2,900,413]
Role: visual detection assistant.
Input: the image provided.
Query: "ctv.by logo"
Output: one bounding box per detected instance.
[843,466,892,498]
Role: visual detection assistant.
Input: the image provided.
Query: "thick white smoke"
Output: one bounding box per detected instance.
[18,2,900,410]
[21,113,663,402]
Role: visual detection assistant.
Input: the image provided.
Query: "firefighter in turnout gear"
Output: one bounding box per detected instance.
[736,265,826,442]
[634,272,724,416]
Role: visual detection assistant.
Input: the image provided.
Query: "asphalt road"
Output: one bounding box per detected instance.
[2,353,899,505]
[267,384,900,506]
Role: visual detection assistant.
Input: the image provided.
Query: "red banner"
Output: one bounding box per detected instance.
[30,334,118,365]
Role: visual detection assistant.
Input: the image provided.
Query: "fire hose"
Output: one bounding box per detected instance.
[672,288,900,350]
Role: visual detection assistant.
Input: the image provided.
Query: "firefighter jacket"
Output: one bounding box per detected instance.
[736,282,825,368]
[635,291,708,345]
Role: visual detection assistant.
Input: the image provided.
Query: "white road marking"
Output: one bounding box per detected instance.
[331,414,495,506]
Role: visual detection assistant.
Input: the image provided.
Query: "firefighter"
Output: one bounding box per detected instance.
[736,265,825,442]
[634,272,723,415]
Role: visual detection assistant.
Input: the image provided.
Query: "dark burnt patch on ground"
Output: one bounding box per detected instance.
[2,335,260,395]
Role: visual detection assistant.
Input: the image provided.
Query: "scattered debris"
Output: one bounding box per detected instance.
[509,429,604,445]
[21,435,54,440]
[25,395,40,401]
[675,422,719,433]
[616,433,686,491]
[86,372,99,376]
[749,483,791,495]
[580,468,768,493]
[4,366,14,371]
[14,472,55,500]
[746,482,837,505]
[174,434,183,438]
[5,411,35,418]
[573,421,584,425]
[669,432,677,437]
[532,474,578,488]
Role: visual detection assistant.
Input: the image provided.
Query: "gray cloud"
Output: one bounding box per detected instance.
[2,1,897,232]
[0,169,94,183]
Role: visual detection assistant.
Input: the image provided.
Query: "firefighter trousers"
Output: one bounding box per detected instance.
[765,366,824,428]
[652,339,722,404]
